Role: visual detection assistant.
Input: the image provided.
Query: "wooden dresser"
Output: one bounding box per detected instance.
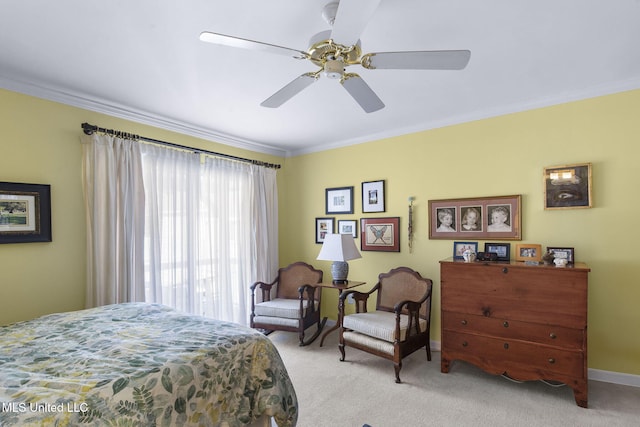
[440,258,590,407]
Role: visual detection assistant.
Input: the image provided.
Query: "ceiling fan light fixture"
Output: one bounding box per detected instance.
[324,59,344,79]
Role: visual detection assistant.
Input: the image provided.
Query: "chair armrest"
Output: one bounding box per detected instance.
[394,299,423,338]
[250,280,277,312]
[297,284,319,314]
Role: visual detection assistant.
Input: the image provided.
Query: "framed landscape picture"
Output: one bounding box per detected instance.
[0,182,52,244]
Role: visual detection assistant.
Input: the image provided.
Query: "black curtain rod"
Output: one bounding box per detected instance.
[81,122,281,169]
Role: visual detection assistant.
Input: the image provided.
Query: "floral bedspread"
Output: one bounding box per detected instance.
[0,303,297,426]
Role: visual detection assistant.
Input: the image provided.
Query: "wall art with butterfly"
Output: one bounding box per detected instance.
[360,217,400,252]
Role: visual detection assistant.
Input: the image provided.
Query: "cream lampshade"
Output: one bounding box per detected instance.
[316,233,362,284]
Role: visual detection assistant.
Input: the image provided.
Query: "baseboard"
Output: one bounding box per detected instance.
[430,340,640,388]
[588,368,640,387]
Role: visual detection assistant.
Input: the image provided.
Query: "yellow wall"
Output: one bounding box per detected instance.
[1,87,639,377]
[0,88,283,324]
[280,89,640,376]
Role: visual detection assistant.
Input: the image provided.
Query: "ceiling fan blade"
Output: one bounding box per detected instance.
[261,73,319,108]
[199,32,308,59]
[330,0,382,46]
[362,50,471,70]
[341,74,384,113]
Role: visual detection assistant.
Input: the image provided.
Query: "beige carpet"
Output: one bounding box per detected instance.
[268,327,640,427]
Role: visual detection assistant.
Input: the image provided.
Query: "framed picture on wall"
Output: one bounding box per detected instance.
[326,186,354,214]
[361,180,385,213]
[315,217,334,244]
[428,195,521,240]
[543,163,592,209]
[360,217,400,252]
[338,219,357,237]
[0,182,52,244]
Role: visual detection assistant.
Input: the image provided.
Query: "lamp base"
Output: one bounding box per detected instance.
[331,261,349,284]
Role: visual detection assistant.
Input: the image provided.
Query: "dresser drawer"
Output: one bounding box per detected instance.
[442,330,585,378]
[440,262,588,328]
[442,311,585,350]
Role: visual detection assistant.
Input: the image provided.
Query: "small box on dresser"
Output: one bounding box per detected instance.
[440,258,590,408]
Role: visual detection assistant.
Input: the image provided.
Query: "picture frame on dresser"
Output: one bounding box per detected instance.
[453,241,478,260]
[0,181,52,244]
[547,246,574,264]
[484,242,511,261]
[428,195,521,240]
[515,243,542,262]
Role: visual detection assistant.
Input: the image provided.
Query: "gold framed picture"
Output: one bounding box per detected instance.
[515,244,542,262]
[544,163,592,209]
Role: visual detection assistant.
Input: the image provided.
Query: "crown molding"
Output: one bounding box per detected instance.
[0,75,289,158]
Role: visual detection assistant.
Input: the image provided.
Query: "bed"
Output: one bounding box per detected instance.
[0,303,297,426]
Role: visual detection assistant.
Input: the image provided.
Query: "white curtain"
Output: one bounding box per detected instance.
[81,133,146,307]
[139,145,279,325]
[82,133,279,325]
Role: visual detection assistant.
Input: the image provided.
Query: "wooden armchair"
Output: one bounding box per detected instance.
[338,267,433,383]
[250,262,325,346]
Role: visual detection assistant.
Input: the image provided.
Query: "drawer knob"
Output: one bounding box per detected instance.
[548,358,555,364]
[503,321,509,328]
[461,319,468,326]
[502,267,509,274]
[549,332,557,339]
[503,343,509,350]
[462,341,468,347]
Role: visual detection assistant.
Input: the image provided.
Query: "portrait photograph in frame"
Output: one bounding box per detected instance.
[544,163,592,210]
[484,242,511,261]
[515,244,542,262]
[360,217,400,252]
[326,186,354,214]
[315,217,334,244]
[0,181,52,244]
[338,219,357,237]
[453,241,478,260]
[547,246,575,264]
[361,180,385,213]
[428,195,521,240]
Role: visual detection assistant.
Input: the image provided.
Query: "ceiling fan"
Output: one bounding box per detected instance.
[200,0,470,113]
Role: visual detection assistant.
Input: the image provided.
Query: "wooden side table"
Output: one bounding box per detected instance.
[316,281,366,347]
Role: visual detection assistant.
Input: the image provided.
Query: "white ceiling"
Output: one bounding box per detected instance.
[2,1,639,157]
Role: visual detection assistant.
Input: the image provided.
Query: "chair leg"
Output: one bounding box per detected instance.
[394,362,402,383]
[426,342,432,361]
[299,317,327,346]
[339,343,346,361]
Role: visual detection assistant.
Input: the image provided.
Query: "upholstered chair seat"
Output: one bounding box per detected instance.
[339,267,433,382]
[250,262,324,346]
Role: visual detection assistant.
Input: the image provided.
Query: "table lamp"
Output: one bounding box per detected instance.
[316,233,362,284]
